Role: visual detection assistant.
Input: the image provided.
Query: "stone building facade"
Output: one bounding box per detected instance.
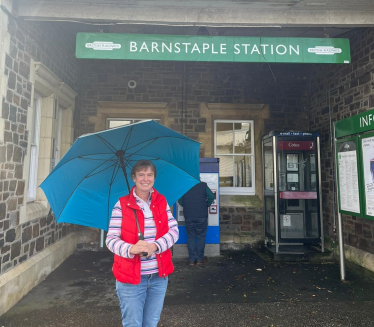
[1,0,374,317]
[79,60,310,246]
[0,2,80,314]
[0,14,80,273]
[310,28,374,270]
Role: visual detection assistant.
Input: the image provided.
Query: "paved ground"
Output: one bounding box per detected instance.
[1,247,374,327]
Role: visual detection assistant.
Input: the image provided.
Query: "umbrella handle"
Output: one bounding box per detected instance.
[132,209,149,257]
[138,233,149,257]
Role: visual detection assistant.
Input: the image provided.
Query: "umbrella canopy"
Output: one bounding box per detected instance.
[40,120,201,231]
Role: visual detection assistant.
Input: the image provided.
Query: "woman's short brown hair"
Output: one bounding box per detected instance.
[131,160,157,178]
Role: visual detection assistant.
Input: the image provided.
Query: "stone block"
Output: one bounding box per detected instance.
[9,104,16,122]
[9,180,16,191]
[0,202,5,221]
[5,228,16,243]
[231,215,242,224]
[1,244,10,254]
[7,71,16,89]
[32,224,39,238]
[13,146,22,162]
[16,180,24,196]
[6,197,17,211]
[363,229,372,239]
[19,61,30,79]
[29,241,35,255]
[35,236,44,252]
[3,253,9,263]
[22,226,32,243]
[10,240,21,260]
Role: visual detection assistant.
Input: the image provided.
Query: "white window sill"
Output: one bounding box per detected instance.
[20,201,50,224]
[219,187,255,196]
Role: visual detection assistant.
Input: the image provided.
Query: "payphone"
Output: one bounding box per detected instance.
[262,132,324,253]
[173,158,220,258]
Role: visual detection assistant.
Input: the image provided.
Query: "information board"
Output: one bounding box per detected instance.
[336,137,363,216]
[361,133,374,218]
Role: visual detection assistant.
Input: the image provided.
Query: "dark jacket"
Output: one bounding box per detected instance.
[178,182,215,219]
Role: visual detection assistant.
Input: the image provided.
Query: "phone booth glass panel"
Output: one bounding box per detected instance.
[262,132,324,253]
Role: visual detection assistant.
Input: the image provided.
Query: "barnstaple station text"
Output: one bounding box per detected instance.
[128,41,300,55]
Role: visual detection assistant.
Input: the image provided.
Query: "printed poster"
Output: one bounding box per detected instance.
[338,141,360,213]
[362,136,374,217]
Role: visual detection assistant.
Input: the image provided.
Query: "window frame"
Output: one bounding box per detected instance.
[214,119,255,195]
[20,61,77,224]
[106,118,160,129]
[27,94,42,202]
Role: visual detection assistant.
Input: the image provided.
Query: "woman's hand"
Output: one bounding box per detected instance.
[129,241,158,257]
[129,240,149,255]
[146,243,158,258]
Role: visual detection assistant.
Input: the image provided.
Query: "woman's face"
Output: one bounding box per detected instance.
[133,166,155,196]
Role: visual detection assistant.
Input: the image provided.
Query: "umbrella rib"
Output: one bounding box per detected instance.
[85,161,119,178]
[123,139,157,160]
[106,163,122,229]
[51,157,120,218]
[40,154,118,182]
[95,135,118,153]
[120,124,134,151]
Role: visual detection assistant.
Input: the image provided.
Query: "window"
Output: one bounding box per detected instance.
[214,120,255,195]
[20,62,77,223]
[52,106,63,168]
[27,95,41,201]
[106,118,160,129]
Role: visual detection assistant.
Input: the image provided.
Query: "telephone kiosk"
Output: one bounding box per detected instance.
[262,132,324,253]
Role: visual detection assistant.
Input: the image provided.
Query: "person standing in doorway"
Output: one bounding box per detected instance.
[178,181,215,266]
[106,160,179,327]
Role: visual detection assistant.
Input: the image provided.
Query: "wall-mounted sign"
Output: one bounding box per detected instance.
[278,141,315,151]
[337,139,361,214]
[76,33,351,64]
[334,109,374,219]
[361,134,374,218]
[335,108,374,138]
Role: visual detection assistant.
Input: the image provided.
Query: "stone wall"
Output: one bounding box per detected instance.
[0,15,80,274]
[79,59,310,245]
[309,28,374,254]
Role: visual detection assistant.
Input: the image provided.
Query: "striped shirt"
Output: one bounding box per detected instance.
[106,188,179,275]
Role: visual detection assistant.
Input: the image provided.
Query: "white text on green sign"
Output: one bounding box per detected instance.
[76,33,351,64]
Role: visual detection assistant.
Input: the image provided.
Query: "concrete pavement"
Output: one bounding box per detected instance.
[1,247,374,326]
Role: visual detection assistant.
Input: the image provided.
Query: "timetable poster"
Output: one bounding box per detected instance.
[362,136,374,217]
[337,141,360,213]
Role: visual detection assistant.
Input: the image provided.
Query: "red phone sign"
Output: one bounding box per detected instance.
[278,141,315,151]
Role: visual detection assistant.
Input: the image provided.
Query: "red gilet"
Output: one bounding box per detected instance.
[112,187,174,284]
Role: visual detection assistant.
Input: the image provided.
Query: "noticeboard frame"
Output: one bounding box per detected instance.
[335,136,364,218]
[359,131,374,220]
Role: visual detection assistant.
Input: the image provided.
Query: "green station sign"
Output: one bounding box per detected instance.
[76,33,351,64]
[335,109,374,138]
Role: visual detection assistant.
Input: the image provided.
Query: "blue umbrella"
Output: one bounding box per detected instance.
[40,120,200,231]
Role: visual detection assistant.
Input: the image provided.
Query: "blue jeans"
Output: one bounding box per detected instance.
[185,217,208,262]
[116,274,168,327]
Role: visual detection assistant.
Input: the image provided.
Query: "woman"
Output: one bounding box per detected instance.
[106,160,179,327]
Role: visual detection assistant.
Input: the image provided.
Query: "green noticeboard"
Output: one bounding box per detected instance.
[76,33,351,64]
[360,132,374,220]
[334,108,374,220]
